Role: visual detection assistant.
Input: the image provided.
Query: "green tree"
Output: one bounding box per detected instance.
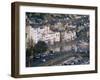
[26,38,34,67]
[33,41,48,54]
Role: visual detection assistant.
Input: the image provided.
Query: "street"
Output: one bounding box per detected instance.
[29,39,89,67]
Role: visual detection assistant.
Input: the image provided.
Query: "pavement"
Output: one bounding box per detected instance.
[28,40,89,67]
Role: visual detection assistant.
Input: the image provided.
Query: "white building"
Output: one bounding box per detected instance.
[41,32,60,45]
[26,25,60,46]
[26,24,77,49]
[63,31,76,42]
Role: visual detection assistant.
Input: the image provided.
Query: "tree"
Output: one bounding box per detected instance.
[33,41,48,54]
[26,38,34,67]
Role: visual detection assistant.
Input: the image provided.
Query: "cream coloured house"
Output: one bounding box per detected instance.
[26,24,77,48]
[26,25,60,47]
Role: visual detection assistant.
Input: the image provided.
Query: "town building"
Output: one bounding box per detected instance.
[26,23,77,49]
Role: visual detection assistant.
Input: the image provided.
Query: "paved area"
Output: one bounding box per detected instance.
[28,40,89,67]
